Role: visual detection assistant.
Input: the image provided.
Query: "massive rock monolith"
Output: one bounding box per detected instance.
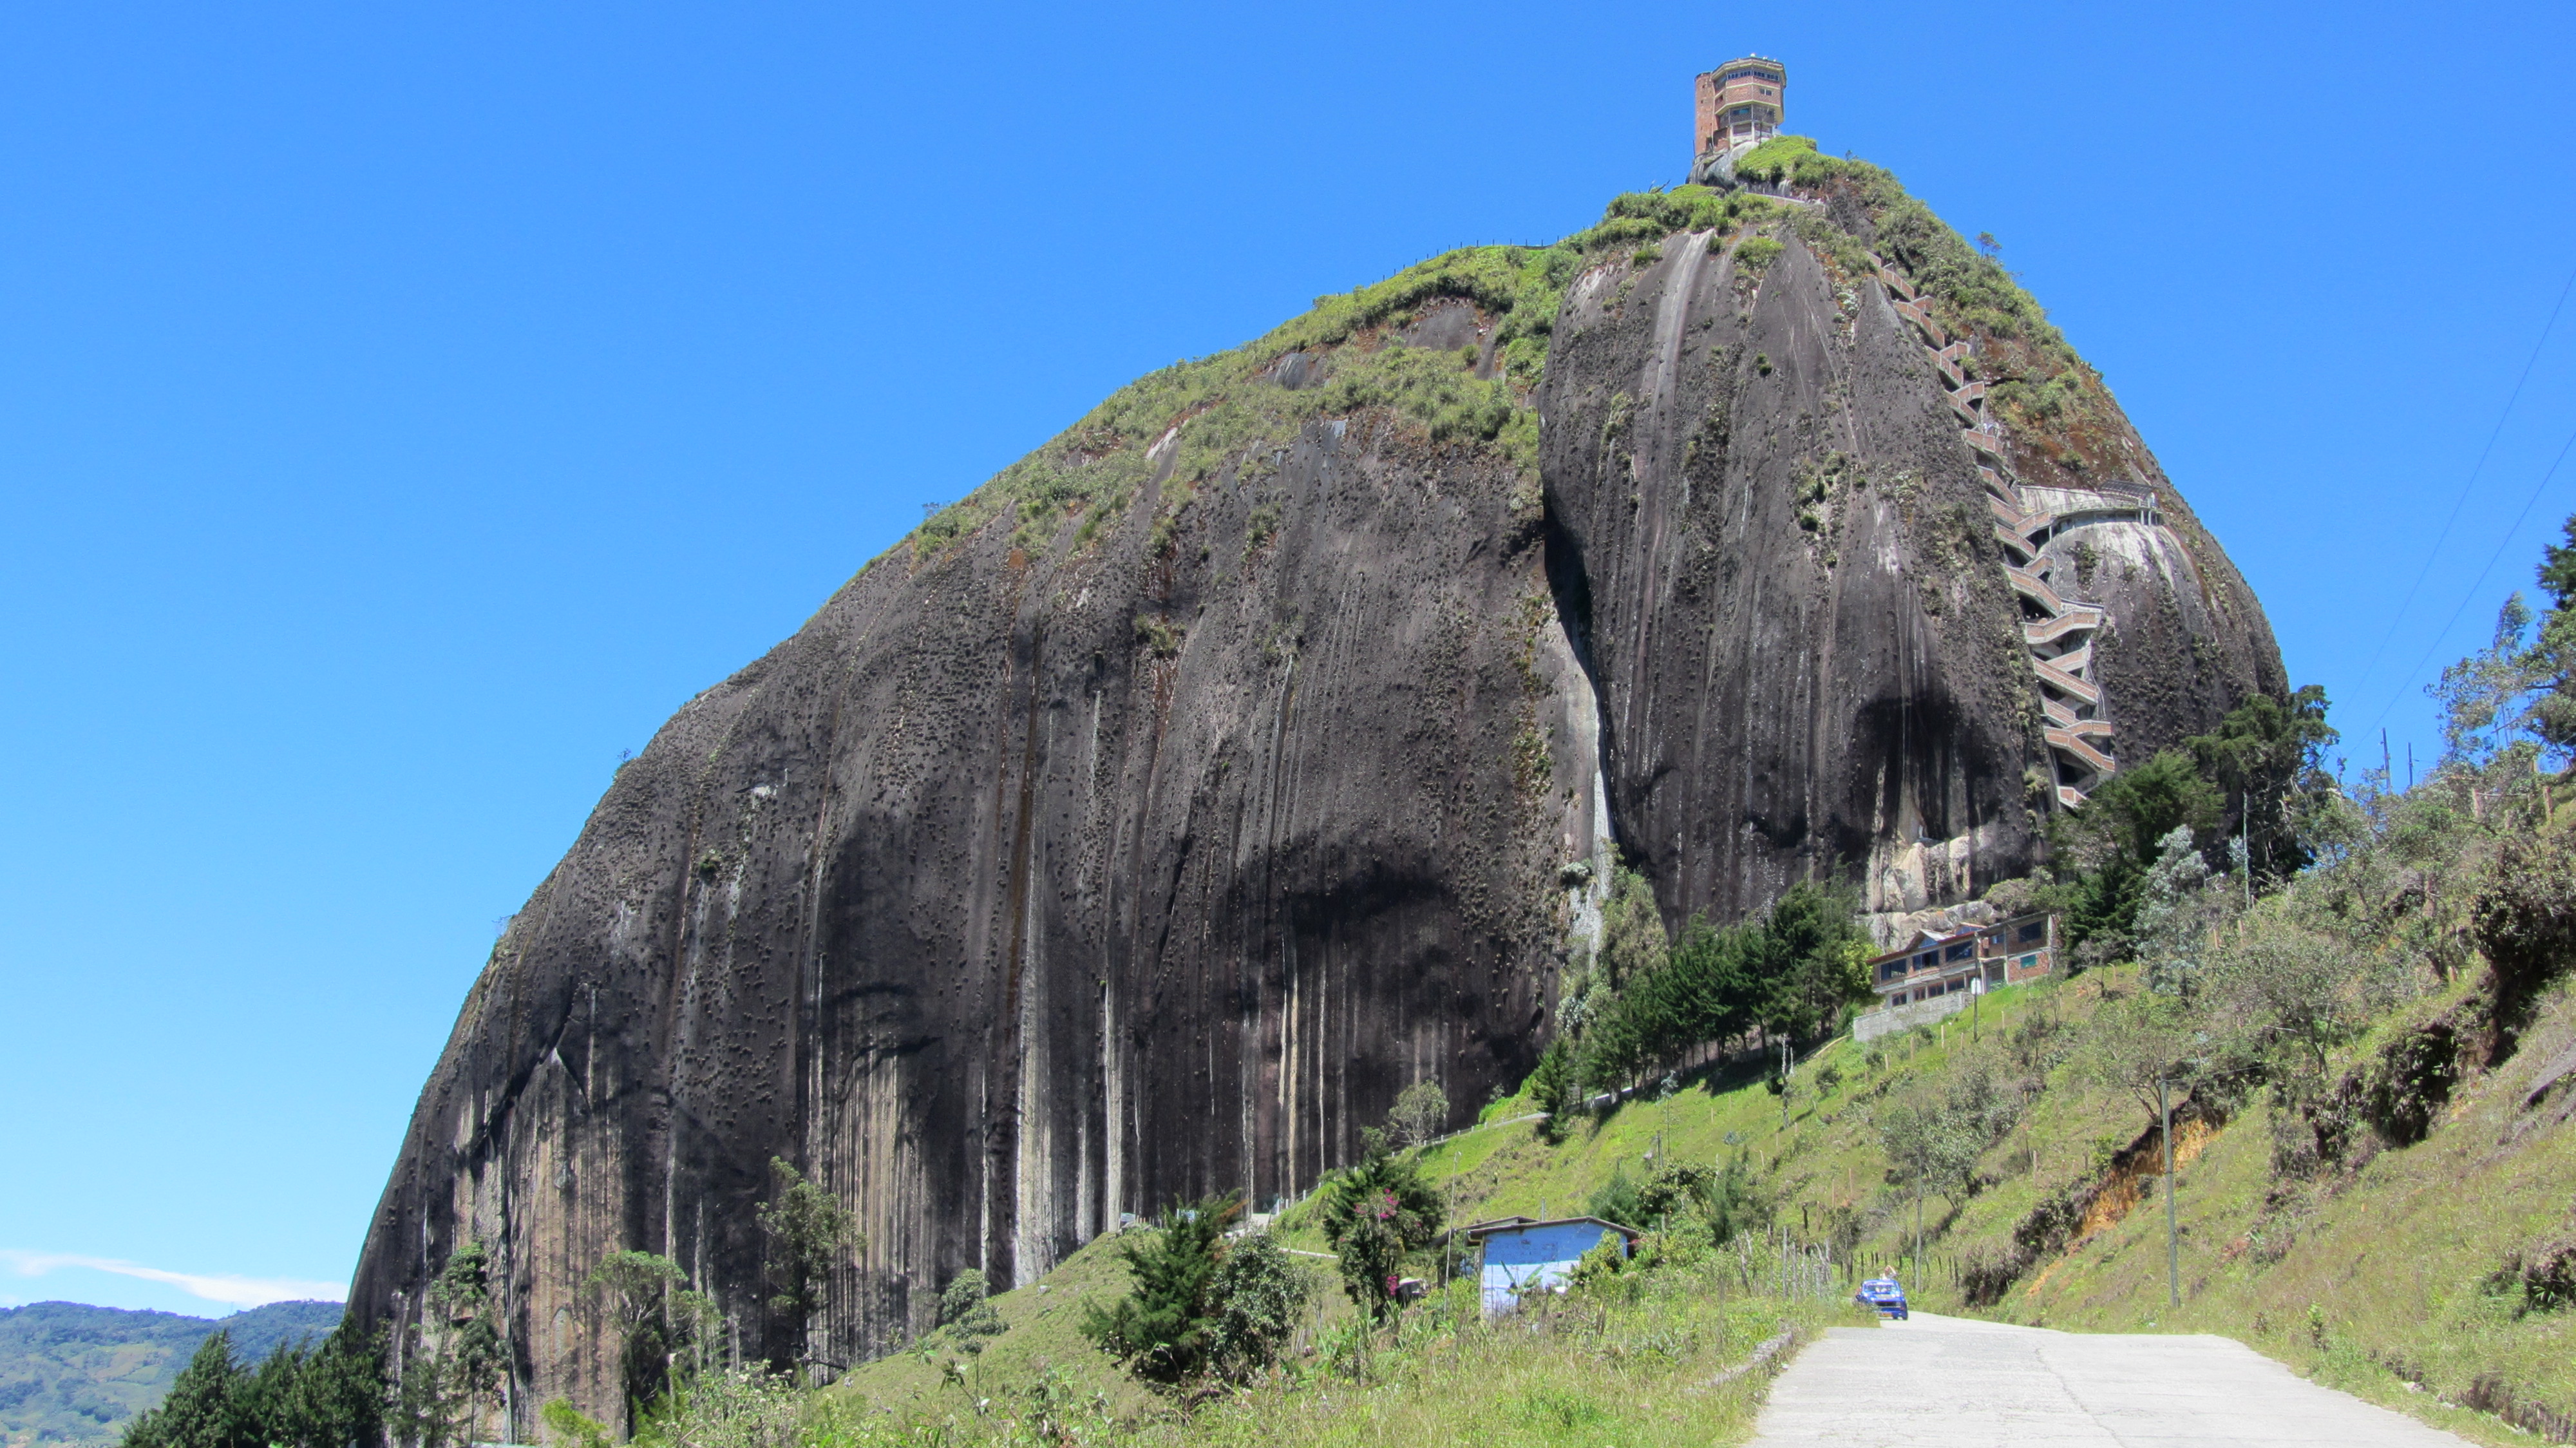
[350,150,2282,1429]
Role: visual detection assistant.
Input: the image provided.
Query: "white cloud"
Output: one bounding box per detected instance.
[0,1250,345,1309]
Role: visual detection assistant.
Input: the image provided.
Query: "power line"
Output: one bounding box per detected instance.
[2367,419,2576,734]
[2348,261,2576,701]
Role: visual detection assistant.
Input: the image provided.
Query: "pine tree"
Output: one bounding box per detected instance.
[1079,1196,1236,1386]
[120,1331,247,1448]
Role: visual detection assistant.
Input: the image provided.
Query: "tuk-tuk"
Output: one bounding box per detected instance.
[1855,1275,1908,1319]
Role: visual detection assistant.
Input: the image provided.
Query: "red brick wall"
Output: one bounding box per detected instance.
[1694,59,1785,157]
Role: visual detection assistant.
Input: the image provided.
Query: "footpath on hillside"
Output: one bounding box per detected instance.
[1751,1312,2472,1447]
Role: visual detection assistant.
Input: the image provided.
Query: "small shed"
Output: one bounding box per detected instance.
[1461,1215,1640,1315]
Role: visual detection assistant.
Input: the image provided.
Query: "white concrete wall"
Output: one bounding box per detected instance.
[1854,989,1973,1043]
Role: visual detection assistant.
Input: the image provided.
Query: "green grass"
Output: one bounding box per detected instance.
[822,1261,1863,1447]
[828,1232,1163,1427]
[1392,965,2576,1448]
[905,242,1585,566]
[893,145,2088,573]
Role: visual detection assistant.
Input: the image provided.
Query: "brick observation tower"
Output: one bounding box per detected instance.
[1694,56,1786,159]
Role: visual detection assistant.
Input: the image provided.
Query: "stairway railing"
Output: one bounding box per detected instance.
[1869,252,2170,806]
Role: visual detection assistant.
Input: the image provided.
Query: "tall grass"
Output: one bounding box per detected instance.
[806,1277,1857,1447]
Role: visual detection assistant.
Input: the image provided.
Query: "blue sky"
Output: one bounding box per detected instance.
[5,1,2573,1318]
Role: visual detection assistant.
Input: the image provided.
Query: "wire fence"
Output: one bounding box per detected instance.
[1721,1228,1969,1300]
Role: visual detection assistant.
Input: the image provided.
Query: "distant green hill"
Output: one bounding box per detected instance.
[0,1300,342,1448]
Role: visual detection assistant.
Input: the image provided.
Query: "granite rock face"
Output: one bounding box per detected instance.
[350,379,1609,1424]
[1539,222,2280,931]
[352,197,2283,1427]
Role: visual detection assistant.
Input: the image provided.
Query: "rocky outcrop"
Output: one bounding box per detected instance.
[350,169,2284,1429]
[350,293,1613,1424]
[1538,200,2278,931]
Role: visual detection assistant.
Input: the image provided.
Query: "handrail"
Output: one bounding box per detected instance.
[2033,656,2101,705]
[2024,609,2104,645]
[2046,727,2117,775]
[1870,247,2139,799]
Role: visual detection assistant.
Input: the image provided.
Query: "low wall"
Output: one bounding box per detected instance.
[1855,991,1973,1042]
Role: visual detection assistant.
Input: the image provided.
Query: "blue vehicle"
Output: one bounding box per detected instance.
[1855,1275,1909,1319]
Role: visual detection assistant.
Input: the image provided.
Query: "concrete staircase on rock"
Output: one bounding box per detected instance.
[1872,257,2164,808]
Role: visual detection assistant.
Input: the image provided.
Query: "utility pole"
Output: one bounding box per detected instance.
[2161,1078,2179,1311]
[1913,1174,1924,1284]
[1779,1036,1792,1130]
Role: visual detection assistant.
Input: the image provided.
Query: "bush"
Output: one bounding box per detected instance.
[539,1401,610,1448]
[2475,830,2576,1005]
[1080,1197,1309,1391]
[629,1369,799,1448]
[1133,614,1184,659]
[1208,1232,1314,1379]
[934,1270,1005,1354]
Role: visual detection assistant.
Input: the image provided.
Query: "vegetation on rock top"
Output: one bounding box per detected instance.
[898,137,2152,592]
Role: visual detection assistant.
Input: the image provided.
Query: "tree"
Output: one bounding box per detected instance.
[1079,1197,1236,1388]
[2131,826,2217,997]
[1526,1038,1578,1139]
[290,1329,388,1448]
[2523,516,2576,756]
[2204,908,2392,1080]
[1875,1065,2023,1262]
[388,1240,506,1448]
[2187,687,2338,881]
[1385,1079,1449,1150]
[1700,1153,1772,1244]
[1317,1132,1443,1322]
[2051,750,2225,951]
[1748,881,1873,1037]
[1586,1166,1645,1228]
[1575,880,1869,1096]
[124,1327,384,1448]
[585,1250,698,1420]
[757,1157,861,1369]
[1594,866,1669,990]
[2079,995,2199,1137]
[2433,595,2546,772]
[122,1332,249,1448]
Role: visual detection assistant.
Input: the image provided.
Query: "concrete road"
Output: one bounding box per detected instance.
[1748,1311,2468,1446]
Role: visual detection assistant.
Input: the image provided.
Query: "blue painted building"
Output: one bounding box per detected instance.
[1461,1215,1640,1315]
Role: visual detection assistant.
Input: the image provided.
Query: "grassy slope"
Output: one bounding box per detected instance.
[829,1232,1162,1428]
[823,1244,1864,1447]
[1401,970,2576,1447]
